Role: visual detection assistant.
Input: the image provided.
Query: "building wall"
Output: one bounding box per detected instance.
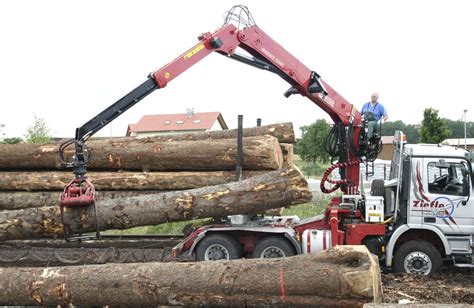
[134,129,208,138]
[378,143,394,161]
[210,121,223,131]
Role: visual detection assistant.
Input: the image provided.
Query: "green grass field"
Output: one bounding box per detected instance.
[292,154,329,178]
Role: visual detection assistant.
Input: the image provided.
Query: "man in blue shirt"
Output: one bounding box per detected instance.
[361,92,388,138]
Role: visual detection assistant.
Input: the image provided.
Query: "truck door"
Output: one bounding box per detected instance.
[415,158,473,235]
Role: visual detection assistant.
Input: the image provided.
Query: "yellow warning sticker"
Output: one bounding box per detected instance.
[184,44,205,60]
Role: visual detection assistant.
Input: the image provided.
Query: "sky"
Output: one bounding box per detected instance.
[0,0,473,139]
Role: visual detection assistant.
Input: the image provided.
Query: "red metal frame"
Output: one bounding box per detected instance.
[345,223,386,245]
[292,195,387,249]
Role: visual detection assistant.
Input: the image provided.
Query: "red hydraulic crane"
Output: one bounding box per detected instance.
[58,5,380,239]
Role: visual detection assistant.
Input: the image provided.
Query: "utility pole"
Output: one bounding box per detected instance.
[463,109,468,150]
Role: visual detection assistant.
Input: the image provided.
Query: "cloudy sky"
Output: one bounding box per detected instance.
[0,0,473,138]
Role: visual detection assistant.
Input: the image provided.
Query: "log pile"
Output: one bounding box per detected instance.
[0,123,296,211]
[0,123,386,307]
[0,167,310,240]
[0,123,306,239]
[0,245,382,306]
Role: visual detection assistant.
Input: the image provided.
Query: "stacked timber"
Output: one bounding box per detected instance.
[0,123,296,211]
[0,123,306,238]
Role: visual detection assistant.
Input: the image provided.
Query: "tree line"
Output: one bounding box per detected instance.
[381,108,473,144]
[296,107,473,163]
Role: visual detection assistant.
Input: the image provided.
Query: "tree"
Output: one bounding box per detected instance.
[25,115,52,144]
[380,120,420,143]
[0,137,23,144]
[420,108,450,143]
[442,119,474,139]
[295,119,331,163]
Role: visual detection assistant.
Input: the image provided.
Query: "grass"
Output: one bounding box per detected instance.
[292,154,329,178]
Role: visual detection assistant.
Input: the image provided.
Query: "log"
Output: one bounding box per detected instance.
[99,122,295,143]
[0,246,382,306]
[2,235,183,249]
[0,246,165,266]
[0,170,264,191]
[0,167,311,240]
[0,191,286,213]
[0,191,157,211]
[0,136,283,171]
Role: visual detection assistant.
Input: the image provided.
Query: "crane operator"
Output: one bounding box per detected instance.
[361,92,388,138]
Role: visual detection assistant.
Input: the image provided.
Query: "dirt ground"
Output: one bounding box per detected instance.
[381,267,474,304]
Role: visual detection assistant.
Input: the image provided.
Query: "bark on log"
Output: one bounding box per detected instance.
[0,167,311,240]
[0,191,157,210]
[0,136,283,171]
[0,247,165,266]
[2,236,183,249]
[100,122,295,143]
[0,192,286,213]
[0,246,382,306]
[0,170,264,191]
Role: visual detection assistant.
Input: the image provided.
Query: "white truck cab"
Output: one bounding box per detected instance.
[383,135,473,273]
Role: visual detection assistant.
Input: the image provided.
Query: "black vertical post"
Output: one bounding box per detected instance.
[256,118,262,127]
[337,122,348,188]
[236,115,243,181]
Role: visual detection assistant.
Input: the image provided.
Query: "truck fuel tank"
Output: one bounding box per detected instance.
[301,229,332,254]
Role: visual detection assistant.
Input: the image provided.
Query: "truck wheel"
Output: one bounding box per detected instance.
[196,234,242,261]
[371,179,385,196]
[252,236,296,259]
[393,241,442,276]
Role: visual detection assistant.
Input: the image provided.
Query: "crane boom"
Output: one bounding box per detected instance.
[58,6,375,237]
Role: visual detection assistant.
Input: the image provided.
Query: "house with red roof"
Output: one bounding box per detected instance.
[126,109,228,137]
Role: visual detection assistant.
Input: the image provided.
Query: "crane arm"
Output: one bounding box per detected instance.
[60,6,369,211]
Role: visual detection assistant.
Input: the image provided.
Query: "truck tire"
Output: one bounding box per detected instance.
[393,241,442,276]
[371,179,385,197]
[252,236,296,259]
[196,233,242,261]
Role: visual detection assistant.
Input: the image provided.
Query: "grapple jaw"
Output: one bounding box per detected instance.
[59,177,100,241]
[60,178,96,207]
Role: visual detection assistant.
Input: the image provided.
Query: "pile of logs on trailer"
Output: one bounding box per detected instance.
[0,122,382,306]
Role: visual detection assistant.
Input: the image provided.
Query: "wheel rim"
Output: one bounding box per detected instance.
[403,251,432,275]
[260,246,286,258]
[204,244,229,261]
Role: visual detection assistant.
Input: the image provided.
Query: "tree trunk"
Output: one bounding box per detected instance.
[0,191,158,210]
[0,170,264,191]
[0,136,283,171]
[2,236,183,249]
[0,167,311,240]
[0,246,165,266]
[0,246,382,306]
[107,122,295,143]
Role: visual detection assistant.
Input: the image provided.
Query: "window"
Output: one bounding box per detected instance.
[164,120,171,125]
[176,120,184,124]
[427,161,469,196]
